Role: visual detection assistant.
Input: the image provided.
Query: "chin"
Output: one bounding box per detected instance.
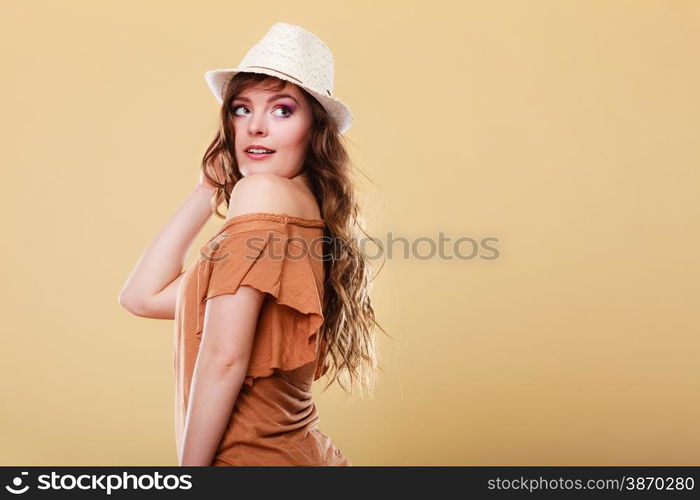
[241,165,294,178]
[241,165,272,176]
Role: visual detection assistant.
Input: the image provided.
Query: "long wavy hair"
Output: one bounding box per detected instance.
[199,72,390,396]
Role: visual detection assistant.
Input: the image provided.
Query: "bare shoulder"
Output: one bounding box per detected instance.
[227,173,321,220]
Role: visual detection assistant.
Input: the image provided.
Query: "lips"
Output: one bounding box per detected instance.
[245,145,276,153]
[244,150,276,161]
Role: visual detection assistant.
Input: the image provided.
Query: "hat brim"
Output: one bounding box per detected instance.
[204,67,352,134]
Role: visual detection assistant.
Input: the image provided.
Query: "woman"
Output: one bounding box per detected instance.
[118,23,386,466]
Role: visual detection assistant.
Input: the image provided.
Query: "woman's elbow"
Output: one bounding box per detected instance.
[119,295,177,320]
[118,292,149,316]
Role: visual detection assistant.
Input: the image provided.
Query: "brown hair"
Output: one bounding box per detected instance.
[200,72,391,396]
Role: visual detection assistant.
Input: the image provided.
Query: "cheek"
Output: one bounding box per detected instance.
[275,134,305,153]
[286,143,307,159]
[290,127,312,149]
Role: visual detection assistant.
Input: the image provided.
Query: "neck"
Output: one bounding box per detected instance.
[291,170,312,191]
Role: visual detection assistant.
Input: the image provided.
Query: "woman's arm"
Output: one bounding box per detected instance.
[118,183,217,319]
[178,286,266,466]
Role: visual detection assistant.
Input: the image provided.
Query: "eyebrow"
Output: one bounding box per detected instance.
[233,93,299,105]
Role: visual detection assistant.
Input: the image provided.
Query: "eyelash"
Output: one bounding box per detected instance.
[231,105,293,118]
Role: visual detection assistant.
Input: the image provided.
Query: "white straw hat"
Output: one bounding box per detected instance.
[204,22,353,135]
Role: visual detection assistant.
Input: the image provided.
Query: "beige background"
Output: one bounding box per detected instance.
[2,1,699,465]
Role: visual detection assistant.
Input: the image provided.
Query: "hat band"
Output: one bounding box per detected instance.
[245,65,304,84]
[244,65,332,96]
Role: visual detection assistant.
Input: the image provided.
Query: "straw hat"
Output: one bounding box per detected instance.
[204,22,353,134]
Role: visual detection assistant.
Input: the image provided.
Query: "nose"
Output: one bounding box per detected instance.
[247,111,268,136]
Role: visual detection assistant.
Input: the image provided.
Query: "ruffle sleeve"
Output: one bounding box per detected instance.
[193,215,326,387]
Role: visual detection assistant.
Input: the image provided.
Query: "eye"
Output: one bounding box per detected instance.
[273,105,293,117]
[231,104,293,117]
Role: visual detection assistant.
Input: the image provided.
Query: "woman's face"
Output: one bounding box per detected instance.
[232,81,313,178]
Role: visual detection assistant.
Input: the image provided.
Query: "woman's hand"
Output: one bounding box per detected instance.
[198,156,226,191]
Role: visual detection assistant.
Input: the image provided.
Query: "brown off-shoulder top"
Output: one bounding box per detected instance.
[173,212,350,466]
